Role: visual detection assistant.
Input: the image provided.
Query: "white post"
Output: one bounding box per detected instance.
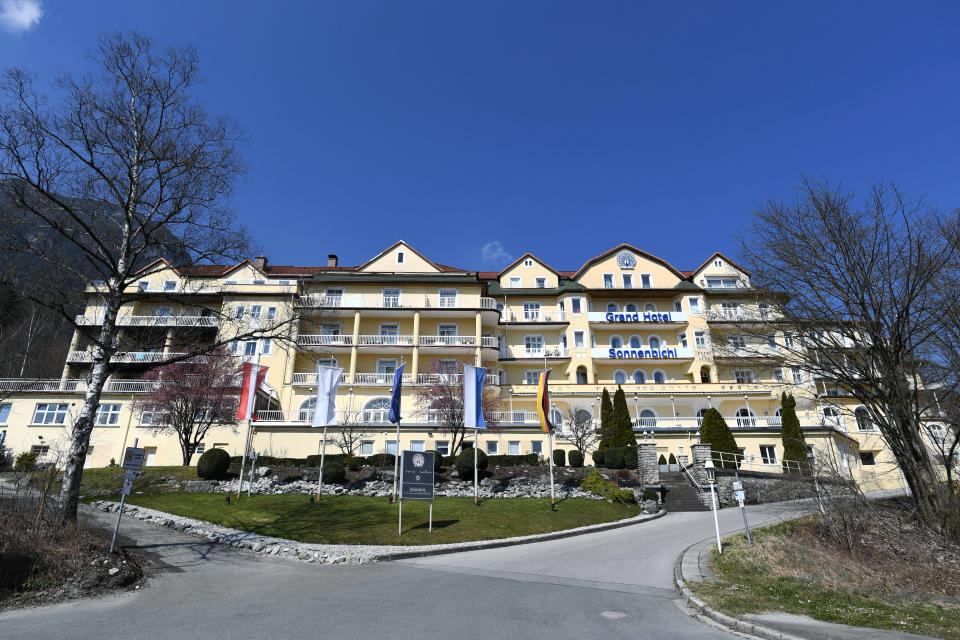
[548,431,555,509]
[474,427,479,504]
[392,421,401,501]
[315,425,328,500]
[429,501,433,532]
[710,482,722,553]
[398,499,402,535]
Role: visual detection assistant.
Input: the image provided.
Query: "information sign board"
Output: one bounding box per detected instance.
[733,489,746,502]
[124,469,136,480]
[122,478,133,496]
[399,450,434,500]
[732,481,743,491]
[122,447,145,471]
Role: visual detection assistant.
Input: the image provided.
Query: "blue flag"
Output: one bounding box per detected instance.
[463,365,487,429]
[387,363,405,424]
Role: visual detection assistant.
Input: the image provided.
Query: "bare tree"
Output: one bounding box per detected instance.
[415,360,501,455]
[329,397,371,458]
[732,177,960,534]
[556,407,598,455]
[0,33,294,522]
[132,346,241,465]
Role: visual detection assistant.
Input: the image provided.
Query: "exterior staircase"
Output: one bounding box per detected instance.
[659,472,710,511]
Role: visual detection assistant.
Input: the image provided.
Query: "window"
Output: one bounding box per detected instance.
[822,406,843,428]
[643,302,657,313]
[363,398,391,423]
[773,368,785,383]
[783,332,795,348]
[688,297,701,314]
[694,330,707,349]
[696,408,709,425]
[625,303,637,313]
[261,339,272,354]
[250,304,262,319]
[486,441,498,455]
[706,277,738,288]
[629,335,642,348]
[154,306,172,317]
[523,301,541,321]
[603,274,614,288]
[325,288,344,305]
[509,277,521,288]
[640,274,652,288]
[33,403,68,425]
[611,335,623,348]
[432,441,449,456]
[523,258,533,267]
[571,297,582,314]
[613,370,627,384]
[674,300,682,312]
[524,370,540,385]
[138,280,150,291]
[508,441,521,455]
[652,370,666,384]
[163,280,176,291]
[765,334,777,348]
[714,259,723,267]
[95,403,122,426]
[376,360,398,382]
[410,440,425,452]
[632,369,646,384]
[677,332,688,348]
[385,441,398,455]
[859,451,876,466]
[244,341,257,356]
[397,251,405,264]
[382,288,401,308]
[360,440,375,456]
[439,289,458,308]
[638,409,657,427]
[790,366,804,384]
[648,336,661,349]
[190,443,206,457]
[535,277,546,288]
[234,305,245,319]
[531,441,543,455]
[759,445,777,464]
[734,369,754,383]
[140,407,163,426]
[622,274,633,288]
[267,307,277,320]
[0,403,10,424]
[574,331,585,348]
[855,407,873,431]
[524,335,544,355]
[735,407,756,427]
[729,335,746,349]
[31,445,50,455]
[606,302,619,313]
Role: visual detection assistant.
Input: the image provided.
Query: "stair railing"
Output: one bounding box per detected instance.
[677,458,704,496]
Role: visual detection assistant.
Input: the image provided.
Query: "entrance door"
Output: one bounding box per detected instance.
[144,447,157,466]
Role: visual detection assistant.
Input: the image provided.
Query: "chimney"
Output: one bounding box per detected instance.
[254,255,268,270]
[327,254,339,268]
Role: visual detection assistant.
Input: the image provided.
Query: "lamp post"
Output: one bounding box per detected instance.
[705,460,722,554]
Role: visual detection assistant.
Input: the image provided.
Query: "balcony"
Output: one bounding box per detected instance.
[67,351,188,364]
[297,294,497,311]
[0,378,162,394]
[500,345,570,360]
[76,315,218,328]
[706,308,777,323]
[352,373,414,386]
[632,415,783,430]
[713,344,782,359]
[417,335,498,349]
[291,372,502,386]
[488,410,539,425]
[502,310,568,324]
[296,334,354,349]
[357,334,415,347]
[591,345,694,361]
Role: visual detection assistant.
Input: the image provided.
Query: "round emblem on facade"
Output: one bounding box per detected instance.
[412,453,425,468]
[616,250,636,268]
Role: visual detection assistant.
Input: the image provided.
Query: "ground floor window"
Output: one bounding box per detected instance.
[435,441,449,456]
[410,440,425,452]
[385,440,397,455]
[531,441,543,455]
[95,403,122,426]
[486,441,498,455]
[360,440,374,456]
[508,441,520,455]
[213,443,229,452]
[859,451,876,466]
[31,444,50,455]
[33,403,68,425]
[759,445,777,465]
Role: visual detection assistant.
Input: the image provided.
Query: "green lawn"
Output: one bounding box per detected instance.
[691,523,960,640]
[77,465,198,499]
[124,493,640,545]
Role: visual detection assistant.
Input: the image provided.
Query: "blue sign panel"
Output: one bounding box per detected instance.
[400,450,435,501]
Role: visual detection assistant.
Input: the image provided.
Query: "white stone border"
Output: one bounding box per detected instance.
[91,500,665,565]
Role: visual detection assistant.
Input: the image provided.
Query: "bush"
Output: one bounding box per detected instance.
[486,453,540,467]
[197,448,231,480]
[642,487,660,501]
[605,447,625,469]
[700,408,740,469]
[427,451,443,472]
[592,449,605,467]
[322,461,345,484]
[624,445,638,470]
[579,469,636,504]
[553,449,566,467]
[668,453,677,465]
[568,450,584,468]
[455,448,488,479]
[14,451,38,473]
[658,454,667,465]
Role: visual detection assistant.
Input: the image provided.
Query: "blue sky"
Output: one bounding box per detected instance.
[2,1,959,272]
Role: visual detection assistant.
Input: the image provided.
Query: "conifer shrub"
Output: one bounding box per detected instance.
[598,388,614,449]
[699,408,740,469]
[568,450,584,468]
[322,461,345,484]
[780,392,808,473]
[624,445,638,470]
[668,453,677,465]
[642,488,660,501]
[553,448,566,467]
[14,451,38,473]
[196,448,230,479]
[592,449,605,467]
[605,447,625,469]
[455,448,488,479]
[610,387,638,448]
[658,454,667,465]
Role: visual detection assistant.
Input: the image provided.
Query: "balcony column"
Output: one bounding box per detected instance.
[62,329,84,378]
[586,360,595,384]
[474,311,482,366]
[411,311,420,380]
[163,328,174,355]
[349,311,360,384]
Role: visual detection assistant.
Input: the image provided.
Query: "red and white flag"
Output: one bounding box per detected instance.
[236,362,268,421]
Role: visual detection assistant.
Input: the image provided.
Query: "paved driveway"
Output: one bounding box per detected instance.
[0,502,804,640]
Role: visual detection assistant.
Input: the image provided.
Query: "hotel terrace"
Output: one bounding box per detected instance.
[0,241,924,492]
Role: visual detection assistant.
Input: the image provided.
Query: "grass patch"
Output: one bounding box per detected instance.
[125,493,640,545]
[691,520,960,640]
[76,466,199,500]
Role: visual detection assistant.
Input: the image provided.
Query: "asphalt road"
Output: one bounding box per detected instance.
[1,502,806,640]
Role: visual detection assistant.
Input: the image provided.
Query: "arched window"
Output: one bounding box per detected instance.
[735,407,756,427]
[550,408,564,427]
[638,408,657,428]
[298,397,316,422]
[625,303,638,313]
[363,397,391,423]
[927,423,948,444]
[822,406,843,429]
[611,335,623,348]
[629,335,642,348]
[696,407,709,425]
[700,366,711,383]
[576,366,588,384]
[652,369,666,384]
[648,336,661,349]
[575,408,593,425]
[613,370,627,384]
[644,303,657,312]
[606,302,619,313]
[854,406,872,432]
[632,369,646,384]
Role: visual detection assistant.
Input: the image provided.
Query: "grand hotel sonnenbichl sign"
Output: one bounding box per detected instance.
[587,311,687,324]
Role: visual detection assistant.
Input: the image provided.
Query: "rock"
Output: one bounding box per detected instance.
[479,477,497,487]
[108,567,120,576]
[256,466,271,477]
[185,480,219,493]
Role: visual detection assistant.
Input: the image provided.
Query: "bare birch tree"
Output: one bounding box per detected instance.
[0,32,292,523]
[555,407,598,455]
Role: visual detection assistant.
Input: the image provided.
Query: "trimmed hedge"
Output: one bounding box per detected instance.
[658,454,667,465]
[197,448,231,480]
[486,453,541,467]
[568,450,584,468]
[592,449,605,467]
[322,461,346,484]
[604,447,625,470]
[552,449,566,467]
[624,446,638,470]
[455,448,488,479]
[427,450,444,472]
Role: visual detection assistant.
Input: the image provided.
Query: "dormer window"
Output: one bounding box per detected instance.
[137,280,149,291]
[603,274,614,288]
[509,277,521,288]
[397,251,405,264]
[163,280,176,292]
[523,259,533,267]
[714,259,723,267]
[706,277,738,289]
[535,277,546,288]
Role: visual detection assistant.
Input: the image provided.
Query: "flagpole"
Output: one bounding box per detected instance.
[548,430,556,509]
[391,357,405,503]
[237,353,261,499]
[474,427,479,505]
[316,424,328,500]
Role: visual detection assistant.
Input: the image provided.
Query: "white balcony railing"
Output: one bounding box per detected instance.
[67,351,188,364]
[713,344,782,359]
[418,335,477,347]
[296,334,354,347]
[0,378,161,394]
[356,334,415,347]
[352,373,414,386]
[505,310,568,323]
[501,345,570,359]
[290,372,501,386]
[631,415,784,429]
[488,410,539,424]
[76,315,218,328]
[297,294,497,311]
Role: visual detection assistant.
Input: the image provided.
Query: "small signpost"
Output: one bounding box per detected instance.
[398,450,435,535]
[732,479,752,543]
[247,450,259,498]
[111,440,144,553]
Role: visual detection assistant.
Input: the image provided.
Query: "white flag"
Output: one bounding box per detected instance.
[463,365,487,429]
[312,364,343,427]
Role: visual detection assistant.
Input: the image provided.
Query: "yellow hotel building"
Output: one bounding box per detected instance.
[0,241,921,493]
